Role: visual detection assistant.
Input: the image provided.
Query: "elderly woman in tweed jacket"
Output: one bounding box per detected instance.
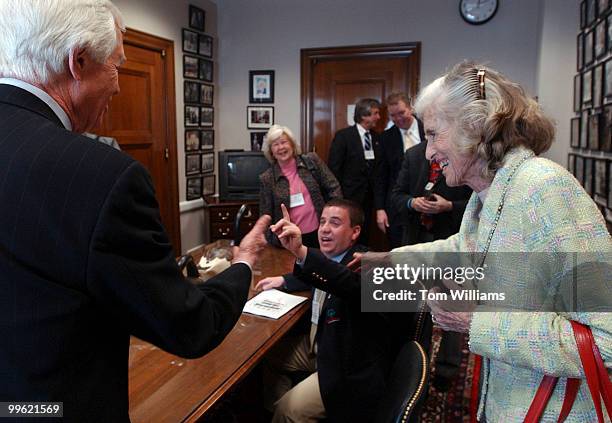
[259,125,342,247]
[390,62,611,422]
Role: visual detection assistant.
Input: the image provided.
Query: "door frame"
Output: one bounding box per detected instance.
[124,28,181,252]
[300,42,421,153]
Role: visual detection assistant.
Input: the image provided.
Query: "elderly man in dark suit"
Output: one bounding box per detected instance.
[374,92,426,248]
[0,1,268,421]
[328,98,381,244]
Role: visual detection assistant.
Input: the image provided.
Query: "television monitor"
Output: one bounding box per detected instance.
[218,151,270,200]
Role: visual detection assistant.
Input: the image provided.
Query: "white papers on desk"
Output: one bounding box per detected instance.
[243,289,308,319]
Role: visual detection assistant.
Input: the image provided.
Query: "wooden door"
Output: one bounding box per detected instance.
[95,28,181,254]
[301,42,421,162]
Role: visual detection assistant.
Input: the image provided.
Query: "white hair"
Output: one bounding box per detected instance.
[0,0,125,84]
[261,124,301,163]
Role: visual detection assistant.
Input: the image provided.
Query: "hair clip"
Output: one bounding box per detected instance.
[477,69,486,100]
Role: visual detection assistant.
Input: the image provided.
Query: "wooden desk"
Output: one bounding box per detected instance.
[128,247,307,423]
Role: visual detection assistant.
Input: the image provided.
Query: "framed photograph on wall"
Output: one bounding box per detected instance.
[201,129,214,150]
[582,0,587,29]
[608,15,612,52]
[595,20,607,58]
[249,70,275,103]
[250,131,266,151]
[185,105,200,127]
[599,0,609,16]
[587,0,597,26]
[581,110,590,148]
[593,64,603,107]
[588,113,601,150]
[575,155,585,184]
[199,34,213,58]
[185,154,201,176]
[189,5,205,31]
[571,117,581,148]
[186,176,202,201]
[567,153,576,175]
[200,83,213,105]
[578,33,584,72]
[199,58,213,82]
[583,68,593,105]
[603,105,612,151]
[585,30,595,66]
[574,74,582,112]
[183,55,199,79]
[201,152,214,174]
[200,106,214,127]
[182,29,198,54]
[203,174,215,196]
[184,81,199,104]
[594,158,608,197]
[608,160,612,207]
[584,157,594,195]
[247,106,274,129]
[185,129,201,151]
[604,59,612,101]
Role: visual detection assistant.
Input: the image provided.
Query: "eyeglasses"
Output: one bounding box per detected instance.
[477,69,486,100]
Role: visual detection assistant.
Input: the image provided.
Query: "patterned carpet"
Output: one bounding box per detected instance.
[420,328,476,422]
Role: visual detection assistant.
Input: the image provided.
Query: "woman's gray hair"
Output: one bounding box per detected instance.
[261,124,302,163]
[0,0,125,84]
[415,61,555,179]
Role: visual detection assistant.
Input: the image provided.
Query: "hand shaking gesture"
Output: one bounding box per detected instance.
[269,204,307,261]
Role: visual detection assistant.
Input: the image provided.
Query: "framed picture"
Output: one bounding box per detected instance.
[588,113,601,150]
[183,55,199,79]
[182,29,198,54]
[608,161,612,207]
[593,64,603,107]
[578,33,584,72]
[583,68,593,105]
[585,30,595,66]
[185,153,201,175]
[603,105,612,151]
[584,157,594,195]
[184,81,199,104]
[203,174,215,196]
[594,159,608,197]
[587,0,597,26]
[575,155,585,184]
[596,20,607,58]
[608,16,612,52]
[201,152,214,173]
[567,153,576,175]
[185,105,200,127]
[605,59,612,101]
[249,70,275,103]
[599,0,609,16]
[200,83,213,105]
[571,117,581,148]
[574,74,582,112]
[199,34,213,58]
[189,5,205,31]
[186,176,202,201]
[201,129,214,150]
[200,106,214,127]
[250,131,266,151]
[199,58,213,82]
[185,129,201,151]
[582,0,588,29]
[581,110,590,148]
[247,106,274,129]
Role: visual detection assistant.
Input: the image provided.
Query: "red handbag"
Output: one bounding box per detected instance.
[524,320,612,423]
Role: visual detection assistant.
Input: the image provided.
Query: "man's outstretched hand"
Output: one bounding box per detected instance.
[269,204,307,260]
[232,215,271,269]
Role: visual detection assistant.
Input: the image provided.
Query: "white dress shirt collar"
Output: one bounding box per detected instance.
[0,78,72,131]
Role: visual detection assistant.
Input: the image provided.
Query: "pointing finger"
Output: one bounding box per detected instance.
[280,203,291,221]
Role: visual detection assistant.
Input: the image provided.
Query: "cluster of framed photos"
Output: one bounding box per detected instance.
[572,0,612,224]
[184,5,216,200]
[247,70,275,151]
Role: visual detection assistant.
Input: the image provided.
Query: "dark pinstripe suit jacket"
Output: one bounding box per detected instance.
[0,85,251,422]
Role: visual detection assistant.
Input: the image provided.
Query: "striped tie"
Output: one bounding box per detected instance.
[364,132,372,150]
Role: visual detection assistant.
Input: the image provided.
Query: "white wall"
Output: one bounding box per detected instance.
[217,0,544,152]
[112,0,217,253]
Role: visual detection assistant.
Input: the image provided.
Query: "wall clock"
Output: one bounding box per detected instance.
[460,0,499,25]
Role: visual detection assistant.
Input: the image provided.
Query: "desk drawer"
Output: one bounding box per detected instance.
[211,207,235,223]
[212,223,234,239]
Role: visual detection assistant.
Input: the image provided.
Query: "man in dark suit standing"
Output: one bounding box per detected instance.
[328,98,381,244]
[258,200,409,423]
[374,93,426,248]
[0,2,268,421]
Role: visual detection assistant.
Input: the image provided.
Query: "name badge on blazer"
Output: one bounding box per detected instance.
[364,150,375,160]
[290,192,305,208]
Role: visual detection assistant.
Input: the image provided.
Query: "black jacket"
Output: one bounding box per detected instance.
[374,120,426,223]
[291,245,414,422]
[327,125,380,204]
[0,85,252,422]
[390,140,472,245]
